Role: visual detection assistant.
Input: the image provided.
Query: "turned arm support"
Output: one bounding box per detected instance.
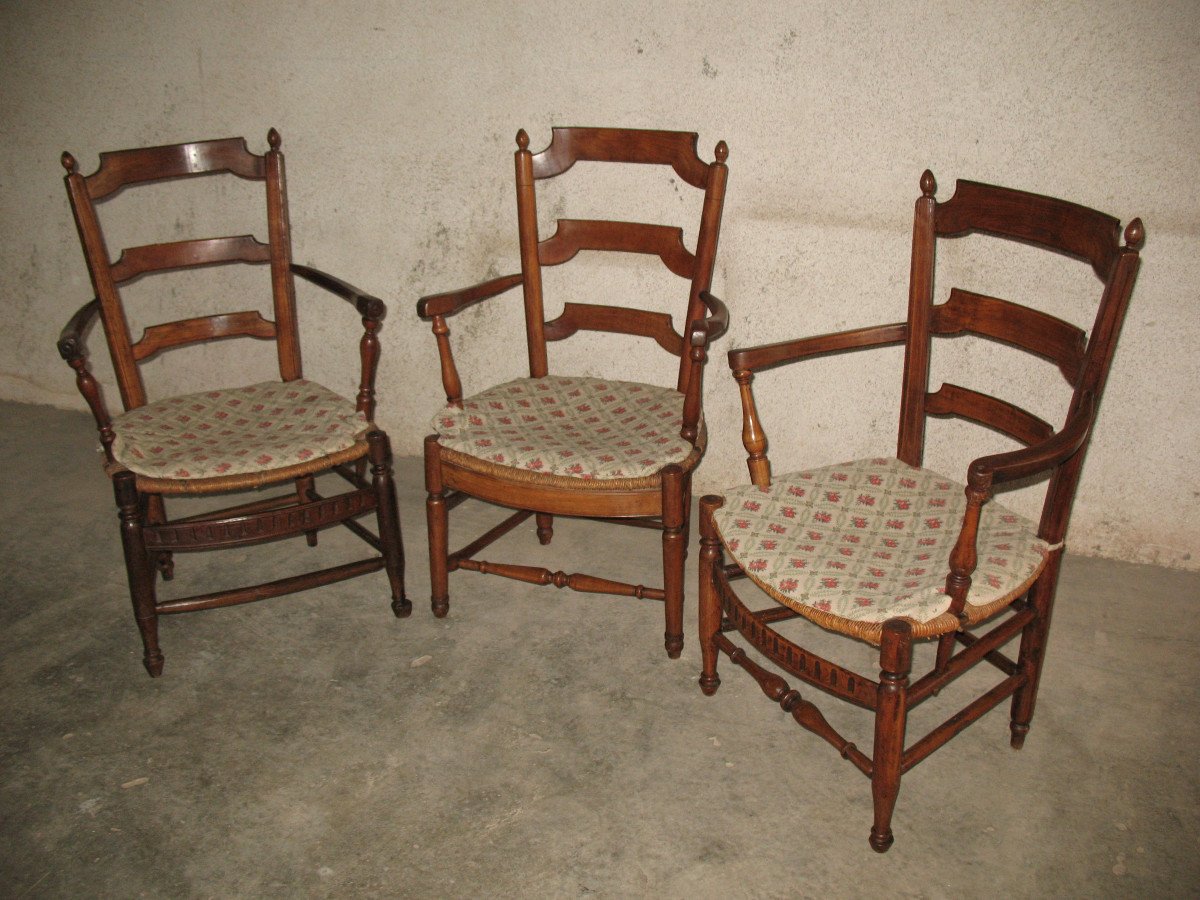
[943,395,1095,618]
[58,298,116,462]
[727,321,908,486]
[291,263,387,420]
[678,291,729,443]
[416,273,524,407]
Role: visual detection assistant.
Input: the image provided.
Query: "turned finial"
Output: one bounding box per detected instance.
[516,129,529,150]
[714,140,728,163]
[267,128,281,150]
[61,151,77,173]
[920,170,936,196]
[1124,217,1145,249]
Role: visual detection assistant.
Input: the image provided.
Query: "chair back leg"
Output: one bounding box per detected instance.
[1009,551,1064,747]
[698,495,725,695]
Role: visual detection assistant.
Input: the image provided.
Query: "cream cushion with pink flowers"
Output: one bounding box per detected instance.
[111,379,367,480]
[433,375,693,480]
[712,456,1054,639]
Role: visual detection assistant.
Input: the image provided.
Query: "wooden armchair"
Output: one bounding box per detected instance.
[59,130,407,677]
[418,127,728,657]
[698,171,1143,850]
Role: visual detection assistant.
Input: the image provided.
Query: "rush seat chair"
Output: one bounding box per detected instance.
[59,130,408,676]
[418,127,728,657]
[698,170,1143,850]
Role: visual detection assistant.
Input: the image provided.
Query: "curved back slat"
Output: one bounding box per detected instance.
[133,311,277,361]
[935,179,1123,280]
[931,288,1087,383]
[109,235,272,283]
[85,137,266,200]
[925,383,1054,446]
[530,127,710,188]
[537,219,696,278]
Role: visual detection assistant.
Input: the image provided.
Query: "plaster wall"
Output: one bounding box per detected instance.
[2,0,1196,569]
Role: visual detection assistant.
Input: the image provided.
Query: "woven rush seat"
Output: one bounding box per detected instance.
[111,379,367,480]
[711,456,1054,642]
[433,374,694,480]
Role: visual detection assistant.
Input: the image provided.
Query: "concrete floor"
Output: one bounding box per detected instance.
[2,400,1198,897]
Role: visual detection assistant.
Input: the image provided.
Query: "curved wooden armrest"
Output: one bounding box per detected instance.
[728,322,908,373]
[291,264,386,320]
[689,290,730,347]
[417,273,523,319]
[968,395,1095,488]
[58,298,102,361]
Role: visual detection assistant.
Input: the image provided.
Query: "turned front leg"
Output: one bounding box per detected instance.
[698,495,725,695]
[661,465,685,659]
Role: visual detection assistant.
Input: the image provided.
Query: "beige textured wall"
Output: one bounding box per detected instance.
[2,1,1197,569]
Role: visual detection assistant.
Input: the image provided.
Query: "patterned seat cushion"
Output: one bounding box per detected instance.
[111,379,367,480]
[712,457,1054,639]
[433,375,694,480]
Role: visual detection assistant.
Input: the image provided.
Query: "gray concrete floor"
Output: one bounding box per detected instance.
[2,400,1198,898]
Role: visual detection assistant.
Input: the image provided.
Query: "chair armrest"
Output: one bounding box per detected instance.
[968,395,1095,488]
[728,322,908,373]
[417,273,523,319]
[291,264,386,320]
[689,290,729,347]
[57,298,102,362]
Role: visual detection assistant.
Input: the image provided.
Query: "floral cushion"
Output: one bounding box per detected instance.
[712,457,1054,633]
[111,379,367,480]
[433,375,694,480]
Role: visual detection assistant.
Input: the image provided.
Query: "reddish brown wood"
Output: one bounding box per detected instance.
[59,130,407,675]
[418,127,729,655]
[702,170,1144,850]
[133,311,277,361]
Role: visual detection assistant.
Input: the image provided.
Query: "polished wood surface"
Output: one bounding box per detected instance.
[418,127,729,656]
[704,170,1143,850]
[59,130,408,676]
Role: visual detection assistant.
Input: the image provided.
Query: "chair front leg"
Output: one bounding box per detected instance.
[870,619,913,852]
[661,465,685,659]
[368,431,409,617]
[113,472,164,677]
[424,435,450,618]
[535,513,554,545]
[698,495,725,695]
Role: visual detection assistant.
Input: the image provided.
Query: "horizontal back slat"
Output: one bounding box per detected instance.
[109,235,272,283]
[543,302,683,354]
[86,137,266,200]
[926,382,1054,446]
[935,179,1122,279]
[132,311,277,361]
[931,288,1087,383]
[538,219,696,278]
[530,127,709,187]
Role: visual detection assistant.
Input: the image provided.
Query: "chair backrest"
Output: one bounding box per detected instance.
[899,170,1143,543]
[62,129,300,412]
[514,127,728,398]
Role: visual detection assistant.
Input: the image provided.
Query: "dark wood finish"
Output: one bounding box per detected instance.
[59,130,407,675]
[418,127,729,656]
[701,170,1144,849]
